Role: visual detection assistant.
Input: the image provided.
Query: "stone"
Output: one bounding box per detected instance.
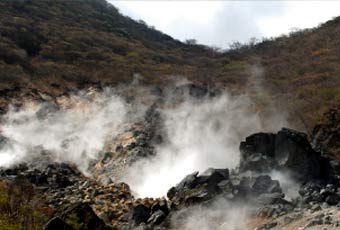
[44,217,73,230]
[132,204,151,226]
[275,128,321,181]
[325,194,339,205]
[151,200,169,215]
[252,175,282,195]
[176,171,199,191]
[257,221,278,230]
[256,193,287,205]
[239,128,328,182]
[198,168,229,192]
[147,210,166,226]
[240,133,276,158]
[61,203,110,230]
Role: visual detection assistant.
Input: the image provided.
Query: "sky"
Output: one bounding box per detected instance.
[109,1,340,48]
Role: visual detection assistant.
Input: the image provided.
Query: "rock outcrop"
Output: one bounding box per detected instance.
[312,106,340,157]
[240,128,330,181]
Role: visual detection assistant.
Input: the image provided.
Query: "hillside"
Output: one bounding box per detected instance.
[0,1,339,229]
[0,0,339,131]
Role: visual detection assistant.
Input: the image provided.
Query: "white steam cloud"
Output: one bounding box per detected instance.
[270,170,300,201]
[0,79,291,202]
[123,93,285,198]
[170,199,252,230]
[0,88,127,173]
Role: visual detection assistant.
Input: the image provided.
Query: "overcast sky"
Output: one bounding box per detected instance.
[109,1,340,48]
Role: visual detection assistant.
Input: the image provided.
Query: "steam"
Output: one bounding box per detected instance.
[247,63,291,131]
[0,77,293,201]
[270,170,300,200]
[124,93,285,198]
[0,81,296,229]
[170,199,252,230]
[0,88,128,173]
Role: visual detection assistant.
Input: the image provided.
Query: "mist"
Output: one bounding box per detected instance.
[170,199,251,230]
[0,82,296,229]
[123,91,287,198]
[0,88,128,173]
[0,80,291,201]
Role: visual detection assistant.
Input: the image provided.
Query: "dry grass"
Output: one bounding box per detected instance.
[0,0,339,131]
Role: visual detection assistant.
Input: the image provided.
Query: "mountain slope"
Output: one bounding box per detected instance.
[0,0,339,131]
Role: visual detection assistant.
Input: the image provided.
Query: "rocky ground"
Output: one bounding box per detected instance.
[0,84,339,230]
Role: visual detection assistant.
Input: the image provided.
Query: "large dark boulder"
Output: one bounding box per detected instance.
[240,128,327,182]
[239,133,276,173]
[274,128,321,180]
[251,175,282,195]
[150,199,169,216]
[170,171,199,195]
[240,133,276,157]
[44,217,74,230]
[311,107,339,178]
[232,175,283,201]
[167,169,229,209]
[132,204,151,226]
[61,203,110,230]
[147,210,167,226]
[198,168,229,192]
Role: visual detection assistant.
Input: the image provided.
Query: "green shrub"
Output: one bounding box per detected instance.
[0,179,50,230]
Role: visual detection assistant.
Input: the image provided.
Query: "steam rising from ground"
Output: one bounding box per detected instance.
[270,170,300,200]
[0,81,291,200]
[124,93,285,197]
[170,198,254,230]
[0,89,127,173]
[0,82,295,229]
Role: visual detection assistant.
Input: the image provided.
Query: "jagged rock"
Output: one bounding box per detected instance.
[26,169,48,185]
[151,200,169,216]
[44,217,73,230]
[256,193,287,205]
[167,169,231,209]
[257,222,278,230]
[311,107,339,157]
[240,128,328,181]
[147,210,166,226]
[233,177,253,197]
[239,133,276,173]
[275,128,321,180]
[1,164,27,176]
[298,181,340,208]
[132,204,151,226]
[239,153,276,173]
[170,171,199,194]
[167,166,288,214]
[91,119,160,185]
[325,194,339,205]
[199,168,229,186]
[61,203,110,230]
[240,133,276,158]
[252,175,282,195]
